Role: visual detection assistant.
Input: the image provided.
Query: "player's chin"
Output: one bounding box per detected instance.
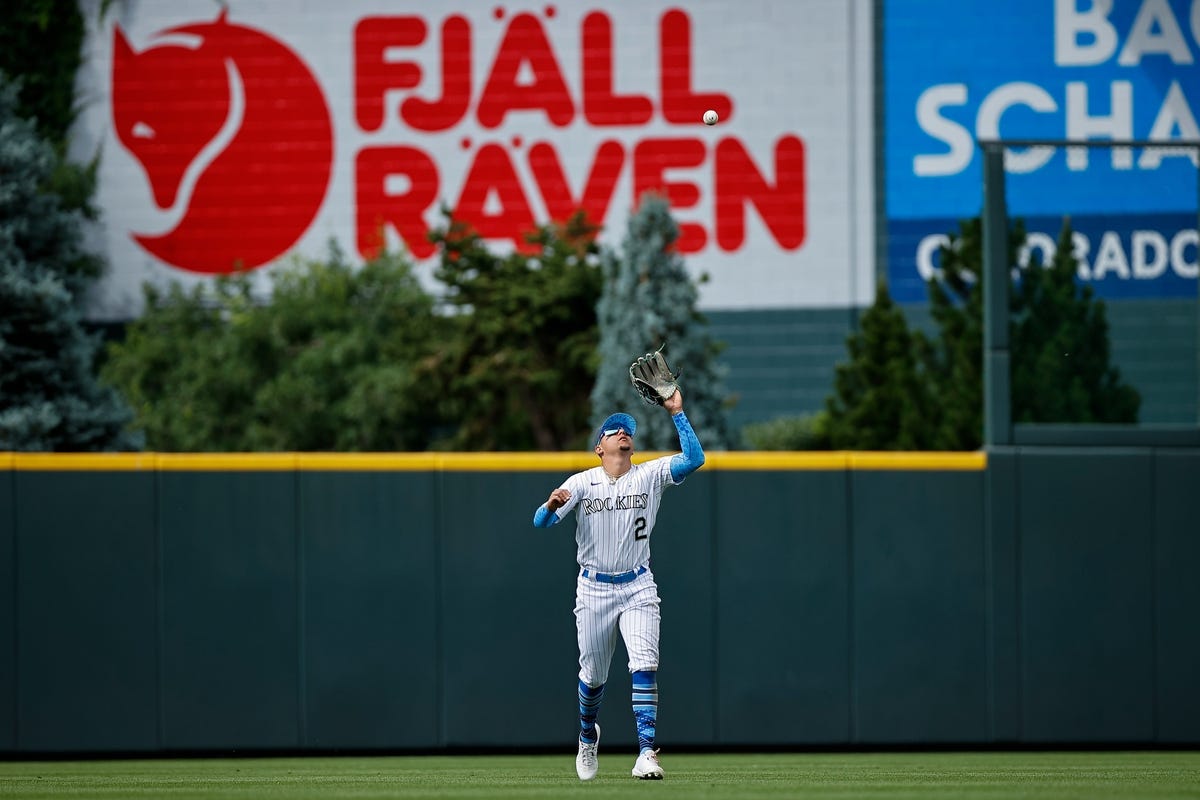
[619,444,632,452]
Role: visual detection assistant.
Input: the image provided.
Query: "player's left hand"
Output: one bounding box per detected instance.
[663,389,682,414]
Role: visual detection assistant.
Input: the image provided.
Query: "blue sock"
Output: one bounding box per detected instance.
[578,680,604,743]
[631,670,658,752]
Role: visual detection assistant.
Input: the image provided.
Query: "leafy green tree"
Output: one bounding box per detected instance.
[101,280,238,451]
[591,194,733,450]
[741,412,832,450]
[102,245,447,451]
[0,4,98,212]
[0,74,135,451]
[427,210,605,450]
[1011,219,1139,424]
[825,284,937,450]
[0,0,85,148]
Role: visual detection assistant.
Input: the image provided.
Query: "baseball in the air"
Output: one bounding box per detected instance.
[703,109,718,125]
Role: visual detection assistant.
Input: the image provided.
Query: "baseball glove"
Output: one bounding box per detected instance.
[629,345,680,406]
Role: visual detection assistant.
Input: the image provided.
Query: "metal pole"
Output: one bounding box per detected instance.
[983,145,1012,447]
[975,138,1200,433]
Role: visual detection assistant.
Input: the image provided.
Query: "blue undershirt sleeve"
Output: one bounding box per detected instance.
[669,411,706,483]
[533,504,560,527]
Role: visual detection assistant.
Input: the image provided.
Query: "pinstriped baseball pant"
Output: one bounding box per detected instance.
[574,570,661,686]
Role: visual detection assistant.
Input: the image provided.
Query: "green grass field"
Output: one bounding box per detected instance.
[1,752,1198,799]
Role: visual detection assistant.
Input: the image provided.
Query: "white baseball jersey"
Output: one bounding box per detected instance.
[552,456,678,574]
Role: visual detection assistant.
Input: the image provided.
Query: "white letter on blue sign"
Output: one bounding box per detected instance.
[1065,81,1133,169]
[914,84,973,177]
[1118,0,1194,65]
[977,83,1057,173]
[1056,0,1119,65]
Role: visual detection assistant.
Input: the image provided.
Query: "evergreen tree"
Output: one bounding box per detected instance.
[0,75,135,451]
[824,284,937,450]
[591,194,733,450]
[920,217,1025,450]
[1011,219,1139,424]
[429,210,605,450]
[923,216,1138,447]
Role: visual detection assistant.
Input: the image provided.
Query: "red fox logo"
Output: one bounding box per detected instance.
[112,10,333,274]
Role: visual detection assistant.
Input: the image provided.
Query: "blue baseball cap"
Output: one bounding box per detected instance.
[595,412,636,445]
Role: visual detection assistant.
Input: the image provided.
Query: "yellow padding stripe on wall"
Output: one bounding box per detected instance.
[11,452,161,471]
[702,452,985,470]
[4,451,986,472]
[850,451,986,470]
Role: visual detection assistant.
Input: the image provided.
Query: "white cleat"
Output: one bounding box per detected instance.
[631,748,664,780]
[576,724,600,781]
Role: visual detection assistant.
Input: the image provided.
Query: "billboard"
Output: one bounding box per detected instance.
[885,0,1200,303]
[71,0,874,320]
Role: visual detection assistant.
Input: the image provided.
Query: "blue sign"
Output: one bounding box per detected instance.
[885,0,1199,303]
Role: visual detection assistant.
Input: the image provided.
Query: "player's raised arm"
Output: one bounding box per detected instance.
[665,389,705,482]
[627,347,704,484]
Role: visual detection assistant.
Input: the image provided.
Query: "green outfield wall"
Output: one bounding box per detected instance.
[0,449,1196,753]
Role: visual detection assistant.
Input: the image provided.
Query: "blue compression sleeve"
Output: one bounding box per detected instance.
[533,504,560,527]
[669,411,706,483]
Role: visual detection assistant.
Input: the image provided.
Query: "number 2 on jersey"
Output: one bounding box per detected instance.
[633,516,648,540]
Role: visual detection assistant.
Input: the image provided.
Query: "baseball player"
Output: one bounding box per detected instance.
[532,388,705,781]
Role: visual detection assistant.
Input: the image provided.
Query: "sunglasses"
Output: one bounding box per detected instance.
[602,427,632,439]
